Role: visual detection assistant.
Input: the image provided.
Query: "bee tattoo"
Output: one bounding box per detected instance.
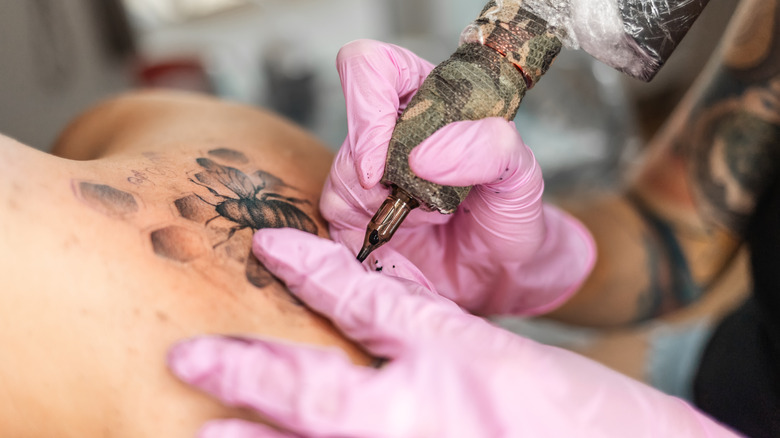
[74,150,319,296]
[188,158,317,247]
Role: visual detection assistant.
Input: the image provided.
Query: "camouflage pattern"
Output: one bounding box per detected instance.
[466,0,563,87]
[383,1,563,214]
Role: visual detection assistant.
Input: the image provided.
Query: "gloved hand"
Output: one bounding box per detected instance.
[168,228,736,438]
[321,39,595,315]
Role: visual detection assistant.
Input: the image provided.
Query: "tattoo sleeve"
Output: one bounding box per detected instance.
[620,0,778,320]
[679,0,780,234]
[554,1,769,325]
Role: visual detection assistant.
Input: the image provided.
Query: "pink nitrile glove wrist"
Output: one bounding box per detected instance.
[168,228,737,438]
[321,39,595,315]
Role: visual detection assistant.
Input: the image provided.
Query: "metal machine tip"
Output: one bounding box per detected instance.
[355,185,419,263]
[356,246,372,263]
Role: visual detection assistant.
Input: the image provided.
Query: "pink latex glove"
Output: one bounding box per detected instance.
[321,39,595,315]
[168,228,737,438]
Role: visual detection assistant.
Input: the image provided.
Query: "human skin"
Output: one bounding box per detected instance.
[0,90,370,437]
[535,0,776,382]
[546,0,777,328]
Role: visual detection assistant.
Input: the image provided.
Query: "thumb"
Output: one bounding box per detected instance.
[409,118,530,188]
[409,118,546,259]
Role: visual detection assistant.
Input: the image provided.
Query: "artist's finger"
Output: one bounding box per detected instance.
[252,228,460,355]
[408,118,532,188]
[198,419,300,438]
[409,118,545,259]
[337,39,435,188]
[320,146,393,226]
[169,336,395,438]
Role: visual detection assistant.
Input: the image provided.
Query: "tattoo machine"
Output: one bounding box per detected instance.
[357,0,712,262]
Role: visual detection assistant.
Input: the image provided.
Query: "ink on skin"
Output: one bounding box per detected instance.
[207,148,249,164]
[175,155,317,293]
[127,170,154,187]
[73,151,319,301]
[245,252,274,288]
[150,225,208,262]
[683,1,780,233]
[246,251,303,305]
[630,195,704,321]
[174,194,217,224]
[75,181,139,219]
[186,157,317,248]
[252,170,288,190]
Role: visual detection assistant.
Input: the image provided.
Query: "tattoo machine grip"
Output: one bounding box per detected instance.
[356,2,562,262]
[384,4,561,213]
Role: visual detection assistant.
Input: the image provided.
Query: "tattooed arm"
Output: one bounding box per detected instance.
[637,0,780,234]
[545,0,777,326]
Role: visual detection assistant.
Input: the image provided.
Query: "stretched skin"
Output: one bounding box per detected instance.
[0,90,371,438]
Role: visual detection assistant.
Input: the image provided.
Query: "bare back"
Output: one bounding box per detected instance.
[0,91,368,437]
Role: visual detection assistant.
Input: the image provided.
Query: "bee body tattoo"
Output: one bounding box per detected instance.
[191,158,317,246]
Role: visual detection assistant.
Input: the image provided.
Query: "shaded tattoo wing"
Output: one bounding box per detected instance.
[260,198,318,234]
[196,158,260,198]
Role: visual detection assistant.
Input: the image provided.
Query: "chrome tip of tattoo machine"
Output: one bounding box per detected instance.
[356,245,373,263]
[356,185,419,263]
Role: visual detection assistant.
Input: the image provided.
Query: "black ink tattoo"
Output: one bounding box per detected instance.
[150,225,208,262]
[245,253,302,304]
[185,157,317,248]
[175,194,220,224]
[688,75,780,232]
[678,0,780,234]
[245,251,275,289]
[73,148,319,303]
[74,181,139,219]
[128,170,154,187]
[631,196,703,321]
[208,148,249,164]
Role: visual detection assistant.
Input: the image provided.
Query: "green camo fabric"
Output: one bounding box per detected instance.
[383,0,563,213]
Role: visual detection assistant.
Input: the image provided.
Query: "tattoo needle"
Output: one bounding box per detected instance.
[356,186,419,262]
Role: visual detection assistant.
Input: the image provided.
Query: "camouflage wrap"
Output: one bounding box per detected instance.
[463,0,563,88]
[383,1,562,214]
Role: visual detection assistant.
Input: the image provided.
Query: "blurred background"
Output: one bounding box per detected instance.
[0,0,737,190]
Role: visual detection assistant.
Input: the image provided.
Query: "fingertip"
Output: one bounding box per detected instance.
[252,228,368,301]
[252,228,353,266]
[199,419,293,438]
[168,336,233,386]
[408,118,522,186]
[197,420,223,438]
[252,229,322,292]
[336,39,383,67]
[355,151,386,189]
[252,228,316,264]
[342,113,392,189]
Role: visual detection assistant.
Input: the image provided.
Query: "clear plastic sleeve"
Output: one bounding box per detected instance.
[461,0,711,81]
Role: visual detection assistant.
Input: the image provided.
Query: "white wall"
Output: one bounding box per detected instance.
[0,1,132,151]
[132,0,394,149]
